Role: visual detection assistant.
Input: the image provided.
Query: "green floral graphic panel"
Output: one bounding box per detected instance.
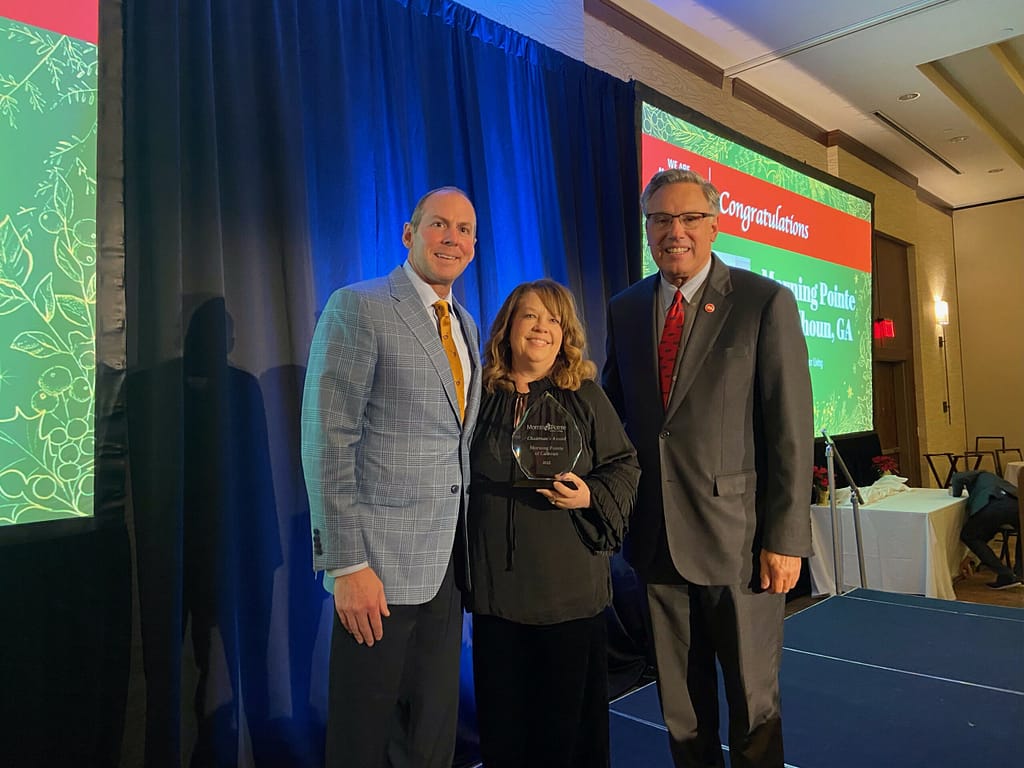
[643,103,872,221]
[0,19,97,525]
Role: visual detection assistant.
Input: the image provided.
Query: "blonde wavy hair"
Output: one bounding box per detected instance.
[482,279,597,393]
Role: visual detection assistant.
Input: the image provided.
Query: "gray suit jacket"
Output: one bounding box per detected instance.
[603,255,814,586]
[301,265,481,604]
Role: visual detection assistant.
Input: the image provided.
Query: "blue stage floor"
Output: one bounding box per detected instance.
[609,589,1024,767]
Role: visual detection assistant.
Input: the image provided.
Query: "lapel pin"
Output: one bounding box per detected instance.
[704,303,715,313]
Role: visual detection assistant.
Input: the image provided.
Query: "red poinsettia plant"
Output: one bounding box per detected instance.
[871,455,899,477]
[812,465,829,492]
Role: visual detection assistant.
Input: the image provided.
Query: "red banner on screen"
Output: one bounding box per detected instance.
[642,134,871,273]
[0,0,97,44]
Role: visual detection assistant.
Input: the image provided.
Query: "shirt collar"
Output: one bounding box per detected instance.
[403,260,454,311]
[659,254,713,310]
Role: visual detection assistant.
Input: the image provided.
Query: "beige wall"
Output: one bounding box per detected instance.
[833,152,966,481]
[459,0,1003,482]
[952,200,1024,459]
[914,200,964,465]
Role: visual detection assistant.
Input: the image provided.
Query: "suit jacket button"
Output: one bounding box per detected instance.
[659,430,670,439]
[450,485,459,494]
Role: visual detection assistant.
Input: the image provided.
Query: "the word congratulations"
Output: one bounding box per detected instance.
[719,191,810,239]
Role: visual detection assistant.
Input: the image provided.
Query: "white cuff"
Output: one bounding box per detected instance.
[323,562,369,594]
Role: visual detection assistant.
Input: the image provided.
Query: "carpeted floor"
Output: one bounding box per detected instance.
[609,588,1024,767]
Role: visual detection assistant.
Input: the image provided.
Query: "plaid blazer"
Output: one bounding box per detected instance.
[301,265,480,604]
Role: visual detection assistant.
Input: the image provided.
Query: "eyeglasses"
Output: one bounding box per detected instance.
[645,211,716,229]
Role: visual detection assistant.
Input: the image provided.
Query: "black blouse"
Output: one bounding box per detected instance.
[465,377,640,625]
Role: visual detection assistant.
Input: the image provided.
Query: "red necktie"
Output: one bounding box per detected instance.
[658,290,684,408]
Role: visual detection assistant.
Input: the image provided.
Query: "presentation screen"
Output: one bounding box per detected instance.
[0,1,98,525]
[640,95,874,437]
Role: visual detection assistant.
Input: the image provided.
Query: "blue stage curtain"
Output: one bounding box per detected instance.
[123,1,638,766]
[300,0,639,346]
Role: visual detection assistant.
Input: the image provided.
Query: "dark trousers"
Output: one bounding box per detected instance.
[961,497,1021,579]
[324,560,462,768]
[472,612,610,768]
[647,582,785,768]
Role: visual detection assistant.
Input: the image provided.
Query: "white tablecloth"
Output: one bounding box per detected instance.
[809,488,968,600]
[1004,460,1023,486]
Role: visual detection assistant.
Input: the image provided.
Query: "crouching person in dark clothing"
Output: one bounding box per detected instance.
[952,470,1021,589]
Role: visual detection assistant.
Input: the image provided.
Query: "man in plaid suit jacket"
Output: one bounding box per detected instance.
[302,187,481,767]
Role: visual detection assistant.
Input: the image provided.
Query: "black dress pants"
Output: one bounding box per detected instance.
[960,497,1021,579]
[324,560,462,768]
[647,582,785,768]
[473,612,609,768]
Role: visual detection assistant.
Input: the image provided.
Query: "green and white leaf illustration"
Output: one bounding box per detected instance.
[56,294,90,327]
[0,277,28,315]
[33,273,55,320]
[0,215,33,285]
[53,235,83,281]
[11,330,63,358]
[1,20,99,522]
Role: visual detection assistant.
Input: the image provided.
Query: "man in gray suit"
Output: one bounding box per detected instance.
[603,169,813,768]
[301,187,481,767]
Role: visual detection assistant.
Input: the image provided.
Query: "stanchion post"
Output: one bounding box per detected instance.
[822,430,868,593]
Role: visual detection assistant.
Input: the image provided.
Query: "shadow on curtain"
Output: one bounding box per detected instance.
[123,1,639,766]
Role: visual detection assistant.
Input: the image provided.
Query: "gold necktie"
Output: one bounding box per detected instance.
[433,300,465,419]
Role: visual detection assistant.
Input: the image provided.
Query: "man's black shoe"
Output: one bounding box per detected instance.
[987,573,1023,590]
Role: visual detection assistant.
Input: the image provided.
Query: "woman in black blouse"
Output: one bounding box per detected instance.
[467,279,640,767]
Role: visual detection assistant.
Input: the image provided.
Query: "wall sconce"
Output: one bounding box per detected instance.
[935,298,951,423]
[872,318,895,340]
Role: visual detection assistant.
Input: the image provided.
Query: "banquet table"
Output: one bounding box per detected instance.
[809,488,968,600]
[1004,460,1023,486]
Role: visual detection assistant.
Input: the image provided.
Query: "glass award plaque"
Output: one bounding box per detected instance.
[511,392,583,488]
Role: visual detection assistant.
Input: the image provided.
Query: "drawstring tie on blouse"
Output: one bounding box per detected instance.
[505,392,529,570]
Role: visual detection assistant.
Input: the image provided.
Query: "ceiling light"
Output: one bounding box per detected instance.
[897,92,920,102]
[948,135,969,143]
[987,168,1004,174]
